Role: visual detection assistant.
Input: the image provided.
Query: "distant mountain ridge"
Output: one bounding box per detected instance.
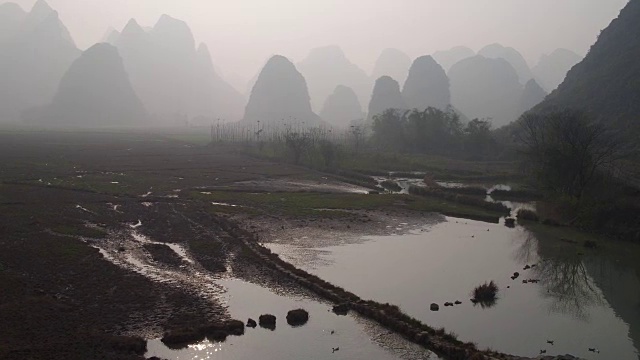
[29,43,147,126]
[0,0,80,123]
[532,0,640,134]
[113,15,244,123]
[243,55,322,127]
[298,45,371,113]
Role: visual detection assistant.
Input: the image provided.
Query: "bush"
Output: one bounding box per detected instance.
[380,180,402,192]
[472,281,498,302]
[516,208,539,221]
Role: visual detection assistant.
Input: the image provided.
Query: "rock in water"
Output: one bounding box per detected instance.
[478,43,533,84]
[449,55,523,127]
[319,85,364,128]
[367,76,406,121]
[518,79,547,116]
[371,48,412,87]
[258,314,276,330]
[40,43,147,126]
[243,55,322,127]
[286,309,309,326]
[402,55,450,111]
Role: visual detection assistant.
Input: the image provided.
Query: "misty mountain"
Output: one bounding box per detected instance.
[532,0,640,134]
[243,55,321,127]
[531,48,582,92]
[402,55,450,111]
[114,15,244,123]
[101,27,120,44]
[0,1,80,123]
[478,43,532,84]
[367,76,406,121]
[297,45,371,113]
[370,48,411,88]
[449,55,522,127]
[518,79,547,117]
[319,85,364,128]
[432,46,475,72]
[0,2,26,41]
[28,43,146,126]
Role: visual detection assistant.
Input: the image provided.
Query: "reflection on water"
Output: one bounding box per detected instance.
[146,279,439,360]
[268,218,640,360]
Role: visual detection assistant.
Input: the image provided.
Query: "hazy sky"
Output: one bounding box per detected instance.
[5,0,629,89]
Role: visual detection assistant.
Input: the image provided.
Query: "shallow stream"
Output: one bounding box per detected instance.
[267,217,640,359]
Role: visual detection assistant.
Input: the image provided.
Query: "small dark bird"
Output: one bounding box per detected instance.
[588,348,600,353]
[332,347,340,353]
[540,349,546,354]
[547,340,554,345]
[330,330,335,334]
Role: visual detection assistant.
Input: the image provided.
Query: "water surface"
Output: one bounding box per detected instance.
[268,218,640,359]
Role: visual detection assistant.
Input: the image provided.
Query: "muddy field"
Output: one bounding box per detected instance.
[0,129,508,359]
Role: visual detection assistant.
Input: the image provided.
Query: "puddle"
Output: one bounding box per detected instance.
[267,218,640,359]
[129,220,142,229]
[146,279,439,360]
[212,202,239,207]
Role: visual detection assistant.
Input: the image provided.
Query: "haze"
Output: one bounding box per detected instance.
[4,0,628,89]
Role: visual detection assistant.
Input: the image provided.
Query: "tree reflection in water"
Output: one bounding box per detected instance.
[514,230,604,320]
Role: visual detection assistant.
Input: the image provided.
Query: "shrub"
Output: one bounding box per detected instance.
[516,208,539,221]
[472,281,498,302]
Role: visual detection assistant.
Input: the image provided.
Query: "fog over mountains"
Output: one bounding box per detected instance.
[532,0,640,135]
[0,0,79,122]
[26,43,146,126]
[243,55,322,127]
[297,45,371,113]
[0,0,591,129]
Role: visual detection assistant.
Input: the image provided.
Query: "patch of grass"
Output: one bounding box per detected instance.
[52,225,107,239]
[193,190,504,221]
[516,208,539,221]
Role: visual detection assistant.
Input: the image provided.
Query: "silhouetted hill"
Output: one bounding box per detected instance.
[402,55,450,111]
[0,2,26,41]
[449,55,522,127]
[533,0,640,133]
[32,43,146,126]
[478,43,532,84]
[0,1,79,123]
[518,79,547,117]
[192,44,245,122]
[114,15,244,123]
[243,55,321,127]
[100,27,120,44]
[367,76,406,121]
[532,49,582,92]
[370,48,411,88]
[297,45,371,112]
[432,46,475,72]
[319,85,364,128]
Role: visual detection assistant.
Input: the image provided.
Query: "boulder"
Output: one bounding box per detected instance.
[258,314,276,330]
[286,309,309,326]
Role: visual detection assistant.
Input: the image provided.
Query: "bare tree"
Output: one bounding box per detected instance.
[516,110,630,200]
[284,131,311,165]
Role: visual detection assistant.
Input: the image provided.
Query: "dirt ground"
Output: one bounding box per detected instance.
[0,130,446,359]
